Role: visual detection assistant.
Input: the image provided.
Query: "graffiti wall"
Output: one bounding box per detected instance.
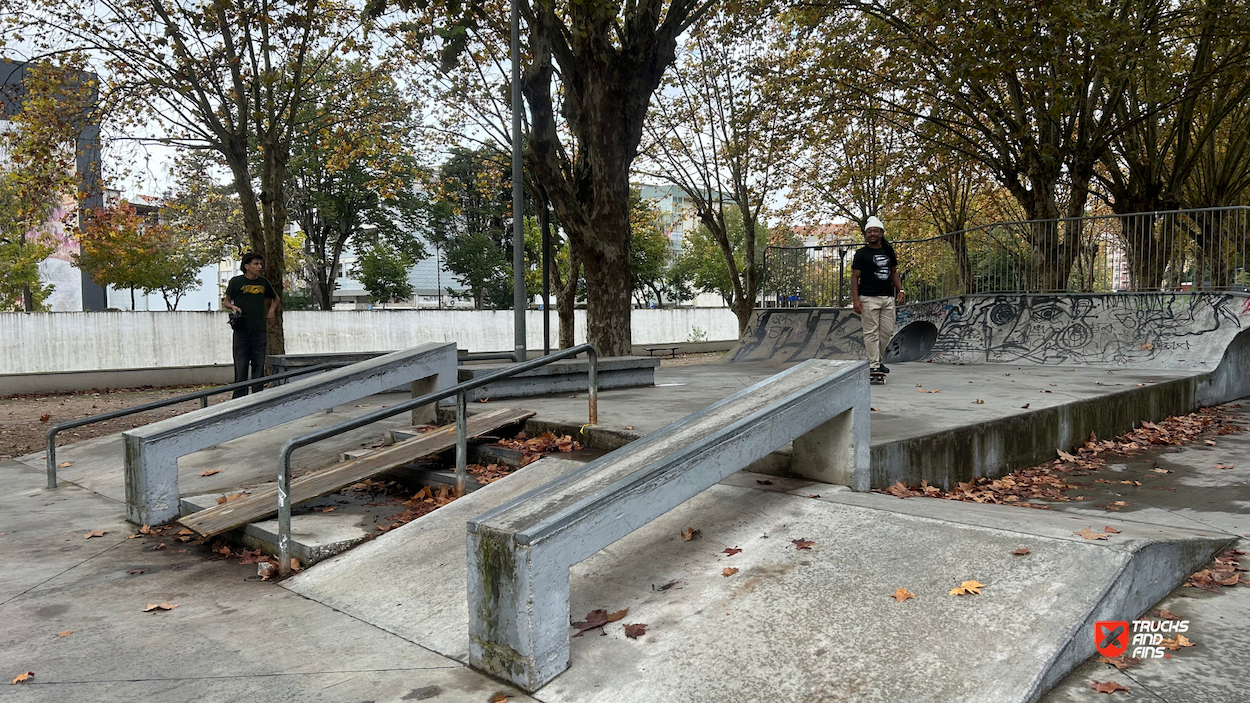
[731,292,1250,371]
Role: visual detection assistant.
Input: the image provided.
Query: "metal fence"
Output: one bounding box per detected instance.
[761,206,1250,307]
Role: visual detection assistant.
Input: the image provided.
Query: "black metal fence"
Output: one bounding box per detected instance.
[761,206,1250,307]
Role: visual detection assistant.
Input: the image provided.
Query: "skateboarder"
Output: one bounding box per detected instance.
[223,252,280,399]
[850,216,904,376]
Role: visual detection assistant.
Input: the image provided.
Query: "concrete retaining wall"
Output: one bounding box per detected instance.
[0,308,738,375]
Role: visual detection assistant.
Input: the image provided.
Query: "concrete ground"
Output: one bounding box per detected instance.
[3,361,1247,701]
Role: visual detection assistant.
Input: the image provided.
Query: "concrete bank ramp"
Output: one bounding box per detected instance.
[284,459,1229,702]
[732,292,1250,372]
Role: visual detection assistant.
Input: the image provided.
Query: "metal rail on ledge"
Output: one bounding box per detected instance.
[44,363,349,489]
[274,343,598,576]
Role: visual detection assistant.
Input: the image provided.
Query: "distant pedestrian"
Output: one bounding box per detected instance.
[851,216,904,373]
[223,252,280,399]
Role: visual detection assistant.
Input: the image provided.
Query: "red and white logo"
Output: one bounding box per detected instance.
[1095,620,1129,657]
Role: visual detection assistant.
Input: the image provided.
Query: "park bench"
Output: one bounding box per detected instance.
[122,343,457,525]
[464,358,870,691]
[644,345,680,357]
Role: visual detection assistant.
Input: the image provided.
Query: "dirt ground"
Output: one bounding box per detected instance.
[0,386,232,460]
[657,350,727,367]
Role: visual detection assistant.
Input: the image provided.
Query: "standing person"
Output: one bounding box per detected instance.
[223,252,280,399]
[850,216,905,373]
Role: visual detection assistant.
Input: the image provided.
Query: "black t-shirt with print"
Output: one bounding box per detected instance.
[851,245,897,297]
[226,275,277,332]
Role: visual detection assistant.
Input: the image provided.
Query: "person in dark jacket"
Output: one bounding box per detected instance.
[850,216,904,373]
[223,252,280,398]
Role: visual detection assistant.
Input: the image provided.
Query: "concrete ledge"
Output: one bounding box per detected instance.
[0,364,234,396]
[457,357,659,402]
[465,359,870,691]
[122,342,458,525]
[181,493,372,566]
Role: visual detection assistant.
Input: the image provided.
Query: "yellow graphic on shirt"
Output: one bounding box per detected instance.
[240,285,266,294]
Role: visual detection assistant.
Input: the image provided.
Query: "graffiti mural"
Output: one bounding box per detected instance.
[731,292,1250,370]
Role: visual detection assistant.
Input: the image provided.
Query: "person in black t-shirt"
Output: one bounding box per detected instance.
[223,252,280,399]
[850,216,904,373]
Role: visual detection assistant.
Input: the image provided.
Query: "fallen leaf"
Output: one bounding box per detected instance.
[1075,526,1109,540]
[140,524,151,534]
[143,602,178,612]
[289,557,302,572]
[808,493,821,498]
[871,407,880,412]
[680,527,700,542]
[1214,463,1234,469]
[1140,342,1154,350]
[624,623,648,638]
[1088,681,1130,694]
[126,534,140,539]
[127,569,146,575]
[1154,609,1182,621]
[1204,439,1216,446]
[624,426,635,430]
[488,693,510,703]
[39,413,51,423]
[1057,449,1078,462]
[56,461,72,468]
[1152,467,1171,473]
[974,399,985,404]
[950,580,983,595]
[723,547,742,556]
[84,530,105,539]
[1104,526,1122,534]
[654,580,678,591]
[1098,655,1141,670]
[892,587,915,602]
[56,631,71,637]
[755,479,774,485]
[792,538,814,550]
[257,562,279,580]
[1013,547,1031,556]
[198,469,219,477]
[1021,403,1030,409]
[571,608,628,637]
[722,567,739,577]
[1160,634,1195,651]
[11,672,33,684]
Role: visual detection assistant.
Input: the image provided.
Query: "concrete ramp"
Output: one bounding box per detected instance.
[732,292,1250,371]
[284,461,1229,702]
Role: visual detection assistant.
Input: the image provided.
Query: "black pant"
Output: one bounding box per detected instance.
[232,331,268,399]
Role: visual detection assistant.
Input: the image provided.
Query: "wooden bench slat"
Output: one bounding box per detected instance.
[178,406,535,537]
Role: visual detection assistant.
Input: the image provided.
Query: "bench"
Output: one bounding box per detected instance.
[644,346,680,357]
[122,342,457,525]
[464,358,870,691]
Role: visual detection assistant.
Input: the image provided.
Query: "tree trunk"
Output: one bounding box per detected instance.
[21,284,33,312]
[554,240,581,349]
[581,226,633,356]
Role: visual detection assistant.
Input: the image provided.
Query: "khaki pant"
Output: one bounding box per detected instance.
[859,295,896,368]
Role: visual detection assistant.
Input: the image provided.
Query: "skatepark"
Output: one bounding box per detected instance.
[2,291,1248,702]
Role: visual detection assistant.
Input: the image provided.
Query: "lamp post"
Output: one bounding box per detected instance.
[511,0,526,361]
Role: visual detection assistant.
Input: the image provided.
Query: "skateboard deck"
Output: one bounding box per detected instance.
[870,371,886,385]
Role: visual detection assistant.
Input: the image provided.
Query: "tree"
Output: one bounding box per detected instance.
[676,205,768,306]
[74,202,161,309]
[0,57,96,311]
[352,242,414,304]
[430,148,519,309]
[631,193,678,308]
[287,60,428,310]
[641,10,786,333]
[24,0,380,351]
[393,0,716,354]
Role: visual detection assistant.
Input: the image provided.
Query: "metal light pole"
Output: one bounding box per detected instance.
[511,0,527,362]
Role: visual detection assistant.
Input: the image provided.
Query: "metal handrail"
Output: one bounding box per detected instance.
[44,362,350,489]
[275,343,599,575]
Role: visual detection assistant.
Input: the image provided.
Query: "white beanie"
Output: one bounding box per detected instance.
[865,216,885,231]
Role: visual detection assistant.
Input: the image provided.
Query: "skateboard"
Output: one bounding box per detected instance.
[870,371,886,385]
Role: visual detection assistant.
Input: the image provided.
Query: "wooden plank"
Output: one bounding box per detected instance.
[178,407,535,537]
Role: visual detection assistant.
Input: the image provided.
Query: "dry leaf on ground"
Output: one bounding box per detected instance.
[1087,681,1130,694]
[1104,526,1122,534]
[892,587,915,602]
[571,608,628,637]
[1098,655,1141,670]
[792,539,814,550]
[1160,634,1195,650]
[624,623,648,638]
[1075,527,1109,540]
[1214,463,1234,469]
[11,672,33,684]
[680,527,700,542]
[950,580,983,595]
[756,479,774,485]
[198,469,219,477]
[488,693,510,703]
[39,413,51,422]
[1013,547,1031,556]
[56,631,71,637]
[56,461,72,468]
[83,530,105,539]
[143,602,178,612]
[722,567,739,577]
[723,547,742,556]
